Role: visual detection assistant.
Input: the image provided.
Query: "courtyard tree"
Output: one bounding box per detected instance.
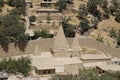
[33,30,53,39]
[79,19,90,34]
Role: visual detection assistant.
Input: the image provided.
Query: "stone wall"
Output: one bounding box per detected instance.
[0,38,120,58]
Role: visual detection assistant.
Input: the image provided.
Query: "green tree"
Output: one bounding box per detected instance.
[77,4,88,19]
[51,68,120,80]
[0,57,32,76]
[55,0,67,12]
[96,34,104,42]
[46,12,51,23]
[115,12,120,23]
[0,0,4,7]
[0,14,28,47]
[79,19,90,34]
[33,30,53,39]
[7,0,15,6]
[109,28,117,38]
[110,0,120,15]
[29,15,36,22]
[7,0,26,15]
[87,0,102,20]
[9,8,21,16]
[116,30,120,45]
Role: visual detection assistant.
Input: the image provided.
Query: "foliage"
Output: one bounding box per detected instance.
[96,34,104,42]
[87,0,101,20]
[29,15,36,22]
[115,12,120,23]
[63,25,75,37]
[62,17,75,37]
[116,30,120,45]
[51,68,120,80]
[51,75,76,80]
[109,0,120,16]
[46,13,51,22]
[0,0,4,7]
[77,4,88,19]
[7,0,26,15]
[79,19,90,34]
[9,8,21,16]
[109,28,117,38]
[55,0,67,12]
[33,30,53,39]
[0,57,32,76]
[0,14,28,47]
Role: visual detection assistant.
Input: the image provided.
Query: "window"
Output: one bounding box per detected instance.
[48,70,51,74]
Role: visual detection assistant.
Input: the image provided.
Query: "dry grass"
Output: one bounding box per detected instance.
[1,4,13,15]
[90,16,120,46]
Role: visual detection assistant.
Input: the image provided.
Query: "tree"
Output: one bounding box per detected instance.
[115,12,120,23]
[0,57,32,76]
[0,0,4,7]
[96,34,104,42]
[87,0,102,20]
[33,30,53,39]
[77,4,88,19]
[29,15,36,22]
[7,0,26,15]
[46,12,51,23]
[116,30,120,45]
[9,8,21,16]
[55,0,67,12]
[79,19,90,34]
[62,17,75,37]
[110,0,120,15]
[63,24,75,37]
[7,0,14,6]
[109,28,117,38]
[0,14,28,47]
[77,68,100,80]
[51,68,120,80]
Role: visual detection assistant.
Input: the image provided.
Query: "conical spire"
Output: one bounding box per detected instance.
[71,31,81,51]
[52,24,70,52]
[33,44,40,56]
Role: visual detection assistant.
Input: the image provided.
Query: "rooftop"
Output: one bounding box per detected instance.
[97,62,120,71]
[32,55,82,70]
[80,54,111,60]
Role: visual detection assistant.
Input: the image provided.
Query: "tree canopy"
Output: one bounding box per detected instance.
[0,57,32,76]
[51,68,120,80]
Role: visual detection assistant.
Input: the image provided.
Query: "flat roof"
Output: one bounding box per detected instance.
[80,54,111,60]
[97,62,120,71]
[41,1,57,4]
[25,0,32,2]
[32,56,82,70]
[36,9,59,12]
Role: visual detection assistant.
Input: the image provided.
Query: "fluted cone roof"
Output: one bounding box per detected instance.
[52,24,70,52]
[71,32,81,51]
